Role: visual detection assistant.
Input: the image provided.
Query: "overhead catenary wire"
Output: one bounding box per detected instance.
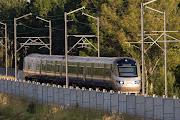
[68,19,116,28]
[69,20,96,26]
[1,7,180,25]
[0,3,179,23]
[0,19,13,22]
[52,24,64,28]
[32,13,64,20]
[17,23,49,30]
[33,13,64,18]
[86,6,127,11]
[0,5,179,37]
[52,27,64,31]
[50,18,65,20]
[7,26,65,34]
[86,6,180,17]
[8,28,50,34]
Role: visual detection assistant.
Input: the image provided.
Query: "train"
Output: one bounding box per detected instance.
[23,54,141,93]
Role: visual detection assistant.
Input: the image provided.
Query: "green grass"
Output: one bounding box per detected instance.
[0,93,142,120]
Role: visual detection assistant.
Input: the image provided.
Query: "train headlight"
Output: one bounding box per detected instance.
[120,81,124,84]
[135,80,141,84]
[117,81,124,84]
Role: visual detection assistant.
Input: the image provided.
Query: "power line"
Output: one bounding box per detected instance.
[86,6,127,11]
[0,19,13,22]
[52,27,64,31]
[71,20,96,26]
[17,23,48,30]
[32,13,64,20]
[86,6,180,17]
[50,18,64,20]
[53,24,64,28]
[34,13,64,18]
[8,29,48,34]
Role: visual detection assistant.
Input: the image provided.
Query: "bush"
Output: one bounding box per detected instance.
[0,93,142,120]
[26,102,36,114]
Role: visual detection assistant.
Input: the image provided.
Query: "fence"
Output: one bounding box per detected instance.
[0,78,179,120]
[0,68,15,77]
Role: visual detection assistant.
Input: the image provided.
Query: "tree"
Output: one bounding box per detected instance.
[0,0,179,97]
[150,66,177,97]
[0,0,28,68]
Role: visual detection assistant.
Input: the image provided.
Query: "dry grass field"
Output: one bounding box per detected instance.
[0,93,143,120]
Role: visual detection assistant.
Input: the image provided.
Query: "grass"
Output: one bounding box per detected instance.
[0,93,142,120]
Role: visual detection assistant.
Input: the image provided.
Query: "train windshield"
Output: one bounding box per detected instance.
[118,66,137,77]
[116,58,138,77]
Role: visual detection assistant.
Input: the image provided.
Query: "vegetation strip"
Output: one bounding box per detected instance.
[0,93,141,120]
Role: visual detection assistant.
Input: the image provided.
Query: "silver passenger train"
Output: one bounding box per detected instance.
[23,54,141,93]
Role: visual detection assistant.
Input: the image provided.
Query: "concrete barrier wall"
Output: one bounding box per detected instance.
[0,77,179,120]
[0,68,15,77]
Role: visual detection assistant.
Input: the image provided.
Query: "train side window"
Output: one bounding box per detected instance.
[28,61,31,70]
[25,61,28,70]
[51,61,55,73]
[32,60,37,71]
[68,62,77,74]
[46,60,50,72]
[105,64,111,78]
[87,67,91,75]
[56,61,61,73]
[79,62,84,75]
[62,61,66,73]
[41,60,46,72]
[31,60,36,70]
[24,59,28,70]
[100,64,105,76]
[106,69,111,77]
[93,63,98,76]
[46,60,55,72]
[68,62,73,74]
[86,63,92,76]
[100,68,103,76]
[36,61,40,71]
[93,68,100,76]
[93,63,104,77]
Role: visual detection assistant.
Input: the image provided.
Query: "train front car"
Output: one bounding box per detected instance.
[113,58,141,93]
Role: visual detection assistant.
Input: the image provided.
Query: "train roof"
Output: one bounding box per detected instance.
[24,54,135,64]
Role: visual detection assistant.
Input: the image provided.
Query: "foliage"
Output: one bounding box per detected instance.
[150,66,177,97]
[0,0,179,96]
[26,101,36,114]
[0,94,141,120]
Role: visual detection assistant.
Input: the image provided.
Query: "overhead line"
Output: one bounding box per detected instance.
[71,20,96,26]
[18,23,48,30]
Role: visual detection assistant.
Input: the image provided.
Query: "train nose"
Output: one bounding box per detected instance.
[116,77,141,93]
[118,86,141,93]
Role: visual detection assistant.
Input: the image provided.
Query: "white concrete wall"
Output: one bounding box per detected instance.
[0,77,179,120]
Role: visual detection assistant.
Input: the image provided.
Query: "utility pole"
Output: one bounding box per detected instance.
[97,17,100,57]
[64,12,68,88]
[36,16,52,55]
[140,0,157,95]
[127,1,179,96]
[0,21,8,77]
[82,12,100,57]
[164,12,167,96]
[141,3,145,95]
[5,23,7,77]
[64,6,100,88]
[14,18,17,79]
[14,13,51,79]
[49,20,52,55]
[14,13,32,79]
